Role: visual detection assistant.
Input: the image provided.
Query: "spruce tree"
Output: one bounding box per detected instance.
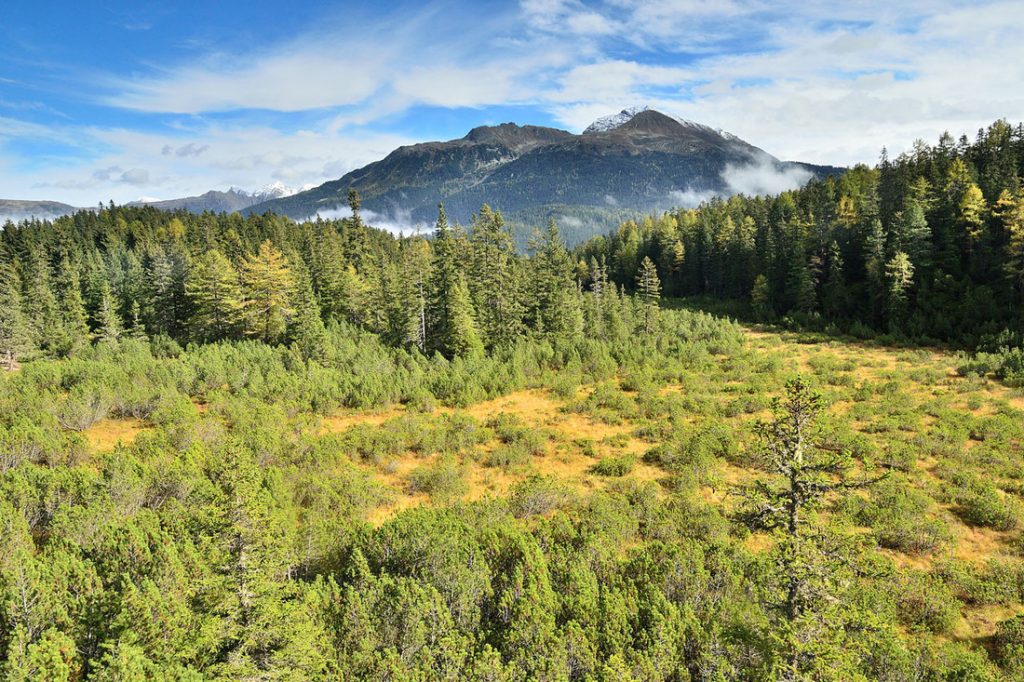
[56,257,90,356]
[999,190,1024,306]
[468,205,523,349]
[426,205,461,355]
[738,378,886,680]
[187,249,243,342]
[447,275,483,358]
[96,279,123,343]
[21,249,60,353]
[885,251,915,332]
[528,220,583,341]
[0,263,31,370]
[635,256,660,334]
[288,262,328,362]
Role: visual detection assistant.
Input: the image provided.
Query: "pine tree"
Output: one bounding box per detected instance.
[21,249,60,353]
[126,301,148,340]
[343,189,369,270]
[998,190,1024,305]
[864,219,887,324]
[635,256,661,334]
[820,241,847,319]
[738,378,885,680]
[0,263,31,370]
[240,241,294,344]
[894,196,932,274]
[147,247,187,338]
[427,205,464,355]
[187,249,243,342]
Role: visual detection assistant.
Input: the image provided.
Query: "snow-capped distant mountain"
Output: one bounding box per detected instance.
[583,105,740,142]
[252,181,298,201]
[128,183,299,214]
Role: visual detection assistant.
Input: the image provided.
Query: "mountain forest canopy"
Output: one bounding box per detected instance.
[0,121,1023,680]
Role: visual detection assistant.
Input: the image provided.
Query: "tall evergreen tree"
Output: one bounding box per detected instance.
[240,241,294,344]
[19,250,59,354]
[635,256,661,334]
[187,249,243,342]
[739,378,885,680]
[528,221,583,341]
[56,257,90,356]
[96,279,124,343]
[885,251,915,332]
[0,263,31,370]
[288,262,328,362]
[447,275,484,358]
[468,205,524,349]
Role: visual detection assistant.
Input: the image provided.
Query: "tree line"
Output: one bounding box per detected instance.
[0,190,662,368]
[578,119,1024,348]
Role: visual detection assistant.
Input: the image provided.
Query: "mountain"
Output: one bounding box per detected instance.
[249,107,842,242]
[130,182,298,213]
[0,199,80,223]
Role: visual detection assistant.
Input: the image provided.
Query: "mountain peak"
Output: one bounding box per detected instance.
[583,106,730,139]
[583,106,651,134]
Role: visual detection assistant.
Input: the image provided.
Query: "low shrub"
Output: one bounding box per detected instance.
[590,454,636,477]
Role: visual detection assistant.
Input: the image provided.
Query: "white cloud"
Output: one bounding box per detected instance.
[722,158,813,197]
[305,205,428,236]
[6,0,1024,206]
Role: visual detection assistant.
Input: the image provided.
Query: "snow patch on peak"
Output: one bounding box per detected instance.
[583,106,739,141]
[583,105,650,134]
[254,181,297,200]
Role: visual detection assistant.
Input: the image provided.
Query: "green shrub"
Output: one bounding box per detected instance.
[407,457,467,500]
[956,485,1020,531]
[896,572,960,634]
[590,454,636,477]
[508,475,572,518]
[994,614,1024,670]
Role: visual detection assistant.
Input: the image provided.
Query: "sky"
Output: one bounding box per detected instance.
[2,0,1022,206]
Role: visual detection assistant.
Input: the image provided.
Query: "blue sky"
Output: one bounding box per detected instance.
[2,0,1022,205]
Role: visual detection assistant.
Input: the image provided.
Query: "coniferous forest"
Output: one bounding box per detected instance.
[1,123,1024,680]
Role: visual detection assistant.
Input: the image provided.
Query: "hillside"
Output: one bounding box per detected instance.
[249,107,841,238]
[0,199,80,223]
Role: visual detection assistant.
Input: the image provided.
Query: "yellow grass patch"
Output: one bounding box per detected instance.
[83,418,148,453]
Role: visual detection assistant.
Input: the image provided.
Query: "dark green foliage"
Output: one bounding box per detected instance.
[579,120,1024,351]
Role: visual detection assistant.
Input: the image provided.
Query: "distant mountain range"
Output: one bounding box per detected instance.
[2,108,842,243]
[127,182,299,213]
[247,107,843,240]
[0,183,299,225]
[0,199,81,223]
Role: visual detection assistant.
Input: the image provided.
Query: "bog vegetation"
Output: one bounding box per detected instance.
[0,122,1023,680]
